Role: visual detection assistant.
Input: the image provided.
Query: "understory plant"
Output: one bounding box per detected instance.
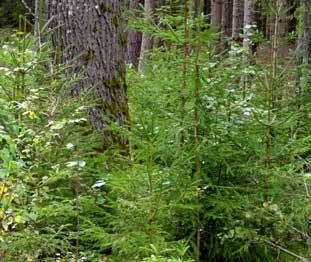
[0,3,310,262]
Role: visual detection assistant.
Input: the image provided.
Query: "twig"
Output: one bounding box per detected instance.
[21,0,35,17]
[263,239,310,262]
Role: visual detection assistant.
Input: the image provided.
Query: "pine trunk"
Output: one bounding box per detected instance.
[34,0,47,42]
[211,0,222,29]
[302,0,311,64]
[126,0,142,68]
[221,0,233,51]
[232,0,243,41]
[243,0,253,51]
[296,0,311,94]
[48,0,130,150]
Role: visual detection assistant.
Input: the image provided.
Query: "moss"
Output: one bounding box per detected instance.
[99,3,111,13]
[83,49,95,65]
[105,76,124,90]
[92,24,98,33]
[117,35,126,47]
[112,16,120,27]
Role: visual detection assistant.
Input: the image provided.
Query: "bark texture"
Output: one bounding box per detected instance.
[211,0,222,29]
[126,0,142,68]
[221,0,233,51]
[232,0,243,41]
[48,0,130,149]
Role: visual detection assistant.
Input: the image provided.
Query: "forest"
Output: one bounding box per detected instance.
[0,0,310,261]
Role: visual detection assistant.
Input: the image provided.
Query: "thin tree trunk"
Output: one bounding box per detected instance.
[203,0,211,20]
[241,0,253,92]
[34,0,47,44]
[221,0,233,51]
[48,0,130,151]
[193,2,203,260]
[296,0,311,95]
[126,0,142,68]
[232,0,243,41]
[179,0,189,150]
[243,0,253,51]
[211,0,222,30]
[302,0,311,65]
[153,0,166,49]
[139,0,155,72]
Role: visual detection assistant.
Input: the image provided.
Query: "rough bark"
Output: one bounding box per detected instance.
[126,0,142,68]
[221,0,233,51]
[211,0,222,29]
[48,0,130,150]
[232,0,243,41]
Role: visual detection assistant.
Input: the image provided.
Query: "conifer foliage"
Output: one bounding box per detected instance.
[0,0,310,261]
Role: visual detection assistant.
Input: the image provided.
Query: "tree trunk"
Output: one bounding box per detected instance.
[296,0,311,95]
[126,0,142,68]
[153,0,166,49]
[302,0,311,64]
[232,0,243,41]
[211,0,222,30]
[139,0,155,72]
[203,0,211,20]
[243,0,253,51]
[240,0,253,88]
[48,0,130,150]
[221,0,233,51]
[34,0,47,43]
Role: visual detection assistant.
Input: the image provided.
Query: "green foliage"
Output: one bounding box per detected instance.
[0,4,310,262]
[0,0,24,27]
[124,9,310,261]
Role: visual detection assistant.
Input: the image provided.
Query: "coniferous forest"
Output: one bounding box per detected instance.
[0,0,310,261]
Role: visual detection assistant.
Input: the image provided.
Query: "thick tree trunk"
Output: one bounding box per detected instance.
[139,0,155,72]
[48,0,130,150]
[221,0,233,51]
[126,0,142,68]
[232,0,243,41]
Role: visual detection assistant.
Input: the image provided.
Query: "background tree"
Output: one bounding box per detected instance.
[48,0,130,150]
[221,0,233,50]
[139,0,155,72]
[211,0,222,31]
[126,0,142,68]
[0,0,24,27]
[232,0,243,41]
[243,0,253,51]
[296,0,311,95]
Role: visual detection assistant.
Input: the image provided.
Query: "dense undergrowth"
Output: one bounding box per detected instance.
[0,11,310,262]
